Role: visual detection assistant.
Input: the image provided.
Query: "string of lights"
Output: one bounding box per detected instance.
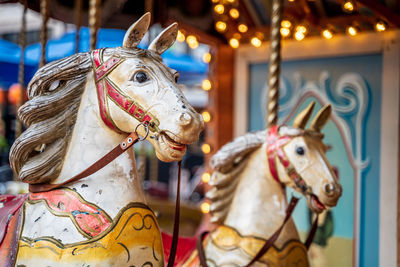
[210,0,389,49]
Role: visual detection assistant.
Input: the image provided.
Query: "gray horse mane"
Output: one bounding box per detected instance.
[207,129,267,223]
[210,130,267,173]
[9,47,159,184]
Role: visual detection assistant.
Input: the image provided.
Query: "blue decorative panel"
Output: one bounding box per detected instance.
[248,54,382,267]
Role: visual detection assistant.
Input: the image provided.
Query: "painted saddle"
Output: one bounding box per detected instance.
[0,189,164,266]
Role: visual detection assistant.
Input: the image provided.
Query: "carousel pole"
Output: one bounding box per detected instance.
[266,0,283,127]
[89,0,101,51]
[39,0,49,68]
[74,0,83,53]
[15,0,27,138]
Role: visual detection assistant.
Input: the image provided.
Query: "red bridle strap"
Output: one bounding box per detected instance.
[266,125,311,193]
[267,125,290,184]
[91,49,160,133]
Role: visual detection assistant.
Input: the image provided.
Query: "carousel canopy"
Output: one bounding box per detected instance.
[3,0,400,45]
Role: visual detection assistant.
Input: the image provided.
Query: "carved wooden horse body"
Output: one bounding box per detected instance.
[183,103,342,267]
[1,13,203,267]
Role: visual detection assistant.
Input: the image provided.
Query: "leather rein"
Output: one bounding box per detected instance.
[28,48,181,267]
[197,125,319,266]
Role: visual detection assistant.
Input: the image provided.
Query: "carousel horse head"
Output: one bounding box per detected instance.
[10,13,204,184]
[269,102,342,213]
[93,13,204,162]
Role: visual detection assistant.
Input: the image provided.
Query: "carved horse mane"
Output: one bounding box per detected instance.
[10,48,163,184]
[208,130,266,223]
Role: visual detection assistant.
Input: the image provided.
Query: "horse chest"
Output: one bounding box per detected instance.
[15,189,164,267]
[21,201,88,244]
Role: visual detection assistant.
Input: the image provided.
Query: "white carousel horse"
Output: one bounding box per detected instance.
[183,102,342,267]
[1,13,203,267]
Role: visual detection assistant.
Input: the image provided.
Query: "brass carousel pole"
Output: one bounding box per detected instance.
[15,0,27,138]
[74,0,83,53]
[39,0,49,68]
[89,0,101,51]
[266,0,283,127]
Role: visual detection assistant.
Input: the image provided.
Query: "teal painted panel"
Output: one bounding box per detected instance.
[248,54,382,267]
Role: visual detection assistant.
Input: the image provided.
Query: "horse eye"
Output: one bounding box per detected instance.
[296,146,305,156]
[134,72,148,83]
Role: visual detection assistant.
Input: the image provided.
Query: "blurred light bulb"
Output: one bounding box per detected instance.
[186,35,199,49]
[375,21,387,32]
[202,143,211,154]
[296,25,307,33]
[200,202,210,213]
[280,27,290,37]
[229,38,240,48]
[281,20,292,28]
[202,172,211,183]
[294,31,305,41]
[343,0,355,12]
[322,29,333,39]
[238,24,248,33]
[202,52,211,63]
[229,8,240,19]
[201,79,212,91]
[214,4,225,14]
[215,21,227,32]
[177,30,185,42]
[250,37,262,47]
[347,26,357,36]
[202,111,211,122]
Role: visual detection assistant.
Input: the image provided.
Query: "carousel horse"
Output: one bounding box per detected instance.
[0,13,204,267]
[182,102,342,267]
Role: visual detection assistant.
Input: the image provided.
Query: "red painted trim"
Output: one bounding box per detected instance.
[30,189,111,237]
[95,57,123,82]
[96,79,117,131]
[267,126,286,185]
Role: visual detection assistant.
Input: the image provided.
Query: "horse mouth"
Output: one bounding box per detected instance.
[161,133,186,151]
[309,194,326,213]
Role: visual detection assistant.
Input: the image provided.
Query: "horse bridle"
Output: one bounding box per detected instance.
[267,125,313,195]
[91,48,160,134]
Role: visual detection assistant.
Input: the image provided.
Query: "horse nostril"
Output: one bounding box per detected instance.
[324,183,335,195]
[179,112,192,126]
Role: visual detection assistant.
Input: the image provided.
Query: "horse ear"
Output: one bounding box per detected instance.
[123,12,151,49]
[293,101,315,129]
[309,104,332,132]
[148,22,178,54]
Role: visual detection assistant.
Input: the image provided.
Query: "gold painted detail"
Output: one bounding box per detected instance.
[17,203,164,265]
[210,225,309,266]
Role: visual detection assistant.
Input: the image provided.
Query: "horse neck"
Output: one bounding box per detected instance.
[54,73,146,218]
[223,143,299,244]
